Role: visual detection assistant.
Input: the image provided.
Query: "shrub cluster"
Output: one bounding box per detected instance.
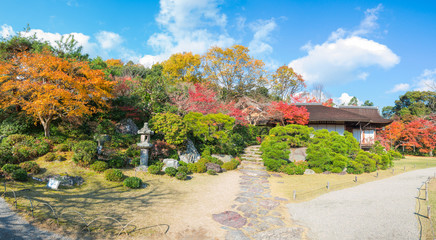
[260,125,312,172]
[2,164,20,173]
[72,140,97,167]
[0,134,52,167]
[104,169,125,182]
[19,161,40,174]
[148,164,163,175]
[123,177,142,188]
[164,167,178,177]
[12,168,28,181]
[221,159,240,171]
[90,161,109,173]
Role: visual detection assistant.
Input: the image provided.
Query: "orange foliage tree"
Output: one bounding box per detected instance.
[267,101,309,126]
[0,50,113,137]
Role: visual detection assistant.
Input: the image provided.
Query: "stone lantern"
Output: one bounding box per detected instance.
[137,122,154,167]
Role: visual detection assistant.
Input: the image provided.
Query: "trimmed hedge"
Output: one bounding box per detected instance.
[19,161,40,174]
[104,169,125,182]
[90,161,108,173]
[12,168,28,181]
[123,177,142,189]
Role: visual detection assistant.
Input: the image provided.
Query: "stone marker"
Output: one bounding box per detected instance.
[206,162,222,173]
[162,158,179,171]
[47,179,60,190]
[211,154,233,163]
[137,122,153,166]
[179,139,200,164]
[304,169,315,175]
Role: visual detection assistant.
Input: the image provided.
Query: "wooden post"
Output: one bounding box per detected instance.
[376,172,379,178]
[327,181,330,190]
[392,168,395,174]
[293,190,296,200]
[355,176,357,182]
[428,206,431,219]
[404,166,406,171]
[426,182,429,201]
[414,164,416,168]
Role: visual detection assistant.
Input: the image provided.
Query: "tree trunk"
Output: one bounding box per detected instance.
[39,114,52,138]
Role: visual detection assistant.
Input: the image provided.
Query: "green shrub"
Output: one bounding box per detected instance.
[177,166,189,174]
[148,165,162,175]
[165,167,178,177]
[207,169,217,175]
[294,162,307,175]
[107,153,126,168]
[104,169,125,182]
[187,163,197,173]
[131,157,140,167]
[331,167,343,173]
[261,140,290,172]
[175,171,187,180]
[19,161,40,174]
[54,144,69,152]
[43,152,57,162]
[123,177,142,189]
[72,140,97,167]
[194,161,207,173]
[2,164,20,173]
[388,150,403,160]
[311,167,323,174]
[282,165,295,175]
[125,145,140,158]
[12,168,27,181]
[347,160,364,174]
[221,159,240,171]
[151,112,187,146]
[179,161,188,167]
[90,161,108,173]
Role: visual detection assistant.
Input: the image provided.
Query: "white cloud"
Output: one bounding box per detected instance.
[95,31,123,50]
[334,92,362,105]
[290,36,399,84]
[414,69,436,91]
[387,83,410,93]
[289,4,399,85]
[140,0,237,67]
[248,18,277,55]
[1,24,14,39]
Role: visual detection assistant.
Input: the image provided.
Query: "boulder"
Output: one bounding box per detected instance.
[206,162,222,173]
[211,154,233,163]
[179,139,200,164]
[304,169,315,175]
[0,135,6,143]
[162,158,179,171]
[116,118,138,135]
[289,147,307,162]
[43,174,84,187]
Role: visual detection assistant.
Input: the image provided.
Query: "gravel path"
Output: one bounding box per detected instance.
[287,167,436,240]
[0,197,69,240]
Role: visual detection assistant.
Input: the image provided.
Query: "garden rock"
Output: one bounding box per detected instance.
[206,162,222,173]
[212,211,247,228]
[304,169,315,175]
[162,158,179,171]
[212,154,233,163]
[179,139,200,164]
[116,118,138,135]
[43,175,84,187]
[289,147,307,162]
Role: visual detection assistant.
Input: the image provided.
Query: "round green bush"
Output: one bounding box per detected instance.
[19,161,40,174]
[311,167,323,174]
[131,157,140,167]
[104,169,125,182]
[194,161,207,173]
[282,165,295,175]
[2,164,20,174]
[90,161,108,173]
[187,163,197,173]
[207,169,217,175]
[54,144,69,152]
[43,152,57,162]
[165,167,178,177]
[123,177,142,189]
[148,165,162,175]
[72,140,97,167]
[12,168,28,181]
[177,166,189,174]
[175,171,187,180]
[221,159,240,171]
[331,167,343,173]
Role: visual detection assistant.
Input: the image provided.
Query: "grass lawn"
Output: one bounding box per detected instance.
[1,154,240,240]
[421,176,436,240]
[270,156,436,202]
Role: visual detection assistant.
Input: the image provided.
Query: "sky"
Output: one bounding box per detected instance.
[1,0,436,108]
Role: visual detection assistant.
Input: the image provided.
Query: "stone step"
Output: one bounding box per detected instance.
[241,157,263,162]
[243,151,262,155]
[241,160,263,165]
[239,165,266,170]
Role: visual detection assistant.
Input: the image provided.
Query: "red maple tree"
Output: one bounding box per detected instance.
[267,101,309,125]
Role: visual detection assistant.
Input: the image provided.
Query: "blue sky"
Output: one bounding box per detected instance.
[1,0,436,108]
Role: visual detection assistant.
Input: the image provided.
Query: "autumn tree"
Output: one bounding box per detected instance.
[202,45,267,99]
[267,101,309,126]
[271,65,305,100]
[377,121,405,150]
[162,52,202,84]
[0,50,113,137]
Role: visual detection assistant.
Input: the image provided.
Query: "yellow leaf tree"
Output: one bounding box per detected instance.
[0,50,114,137]
[162,52,202,84]
[271,65,306,100]
[202,45,266,99]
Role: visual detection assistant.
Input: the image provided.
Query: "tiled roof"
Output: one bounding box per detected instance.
[296,103,393,124]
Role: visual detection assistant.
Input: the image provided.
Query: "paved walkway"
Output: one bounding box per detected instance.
[287,167,436,240]
[212,145,306,240]
[0,197,69,240]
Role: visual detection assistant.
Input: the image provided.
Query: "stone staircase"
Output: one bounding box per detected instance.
[239,145,266,170]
